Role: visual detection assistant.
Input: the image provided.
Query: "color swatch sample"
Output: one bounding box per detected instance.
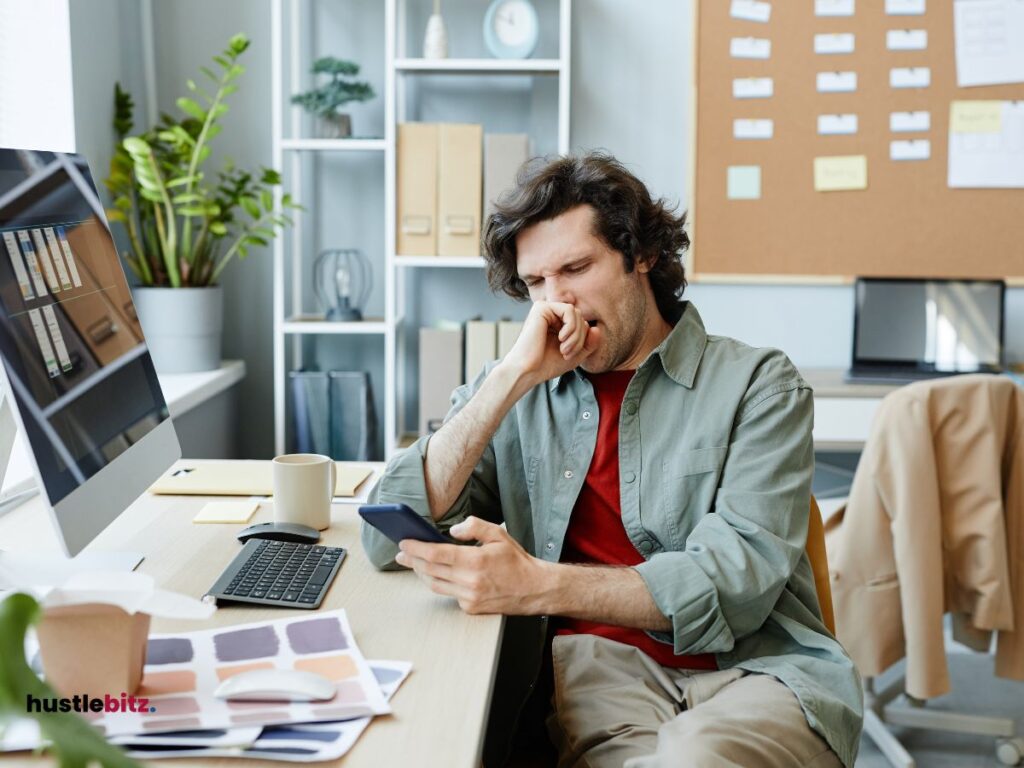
[286,617,348,654]
[94,609,388,738]
[122,660,413,763]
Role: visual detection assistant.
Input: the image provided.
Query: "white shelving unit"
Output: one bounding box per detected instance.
[271,0,572,458]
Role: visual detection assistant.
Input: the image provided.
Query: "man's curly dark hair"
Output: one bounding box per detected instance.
[482,152,689,321]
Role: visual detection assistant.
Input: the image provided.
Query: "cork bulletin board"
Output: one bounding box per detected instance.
[690,0,1024,281]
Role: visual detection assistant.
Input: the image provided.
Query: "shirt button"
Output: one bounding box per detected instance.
[545,542,554,551]
[563,470,574,479]
[625,402,638,415]
[582,411,592,420]
[639,541,653,554]
[624,471,636,483]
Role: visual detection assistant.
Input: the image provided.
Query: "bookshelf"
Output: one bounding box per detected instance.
[271,0,572,457]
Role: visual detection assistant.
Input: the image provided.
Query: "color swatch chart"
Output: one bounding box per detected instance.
[121,661,412,762]
[91,610,389,737]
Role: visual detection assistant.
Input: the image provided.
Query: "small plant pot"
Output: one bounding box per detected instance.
[317,113,352,139]
[132,285,223,373]
[37,604,150,697]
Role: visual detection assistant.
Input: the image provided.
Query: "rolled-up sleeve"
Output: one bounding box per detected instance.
[361,370,502,570]
[634,376,814,655]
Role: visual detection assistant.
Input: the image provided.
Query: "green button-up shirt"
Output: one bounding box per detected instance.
[362,301,863,767]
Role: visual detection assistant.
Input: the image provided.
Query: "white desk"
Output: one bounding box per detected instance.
[0,460,503,768]
[802,368,900,452]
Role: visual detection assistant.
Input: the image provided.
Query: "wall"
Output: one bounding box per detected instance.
[0,0,75,152]
[69,0,1024,458]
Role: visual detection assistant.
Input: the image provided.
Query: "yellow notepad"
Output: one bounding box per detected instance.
[193,500,260,524]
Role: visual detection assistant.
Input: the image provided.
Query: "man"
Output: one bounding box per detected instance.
[362,153,863,767]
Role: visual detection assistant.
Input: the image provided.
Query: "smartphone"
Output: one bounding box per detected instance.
[358,503,455,545]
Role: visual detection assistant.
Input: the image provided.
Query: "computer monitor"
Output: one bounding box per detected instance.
[0,147,180,558]
[849,277,1005,381]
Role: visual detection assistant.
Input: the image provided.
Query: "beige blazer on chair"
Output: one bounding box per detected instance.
[824,374,1024,699]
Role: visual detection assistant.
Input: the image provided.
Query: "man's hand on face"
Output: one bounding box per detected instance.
[394,516,553,615]
[500,301,601,388]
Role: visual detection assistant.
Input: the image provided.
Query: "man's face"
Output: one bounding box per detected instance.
[515,205,654,373]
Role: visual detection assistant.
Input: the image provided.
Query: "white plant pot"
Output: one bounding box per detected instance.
[132,286,223,374]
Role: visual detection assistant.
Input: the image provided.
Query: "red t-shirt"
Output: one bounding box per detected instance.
[556,369,717,670]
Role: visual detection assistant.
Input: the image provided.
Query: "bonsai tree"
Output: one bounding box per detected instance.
[105,33,300,288]
[290,57,375,122]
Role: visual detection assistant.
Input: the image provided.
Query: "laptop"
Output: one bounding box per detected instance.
[846,277,1005,383]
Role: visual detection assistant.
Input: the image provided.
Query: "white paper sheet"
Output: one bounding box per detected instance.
[891,139,931,160]
[731,0,771,23]
[124,661,413,763]
[815,33,856,54]
[954,0,1024,87]
[890,67,930,88]
[891,111,931,132]
[948,100,1024,187]
[730,37,771,59]
[1,570,214,620]
[733,119,774,139]
[817,71,857,92]
[818,114,859,135]
[886,0,926,15]
[887,29,928,50]
[94,609,390,738]
[816,0,855,17]
[733,77,774,99]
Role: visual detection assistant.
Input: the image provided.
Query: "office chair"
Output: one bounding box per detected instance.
[826,375,1024,768]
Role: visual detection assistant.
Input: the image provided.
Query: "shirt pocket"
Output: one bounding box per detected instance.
[659,446,729,548]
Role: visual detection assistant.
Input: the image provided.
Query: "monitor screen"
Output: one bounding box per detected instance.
[0,148,169,506]
[853,278,1004,372]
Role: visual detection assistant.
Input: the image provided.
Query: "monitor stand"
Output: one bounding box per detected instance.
[0,394,143,587]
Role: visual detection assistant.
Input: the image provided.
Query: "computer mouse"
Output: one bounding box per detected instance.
[213,668,336,702]
[236,521,320,544]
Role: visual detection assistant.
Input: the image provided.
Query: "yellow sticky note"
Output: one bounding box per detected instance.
[193,500,260,524]
[814,155,867,192]
[950,100,1002,133]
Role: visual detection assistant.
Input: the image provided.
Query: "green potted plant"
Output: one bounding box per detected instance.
[290,57,375,138]
[105,33,299,374]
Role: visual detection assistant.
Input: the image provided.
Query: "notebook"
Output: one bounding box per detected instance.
[149,461,373,498]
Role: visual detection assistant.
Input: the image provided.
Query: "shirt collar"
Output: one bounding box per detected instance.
[548,301,707,391]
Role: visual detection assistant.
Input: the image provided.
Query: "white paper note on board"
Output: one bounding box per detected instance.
[887,29,928,50]
[890,111,931,131]
[734,119,774,139]
[891,139,931,160]
[819,114,859,135]
[731,0,772,23]
[954,0,1024,87]
[815,33,856,54]
[816,0,855,17]
[949,101,1024,187]
[733,77,774,98]
[890,67,930,88]
[817,71,858,92]
[731,37,771,59]
[886,0,925,15]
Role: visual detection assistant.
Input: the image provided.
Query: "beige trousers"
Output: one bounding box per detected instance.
[545,635,842,768]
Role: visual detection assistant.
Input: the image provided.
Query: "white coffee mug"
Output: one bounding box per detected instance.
[272,453,336,531]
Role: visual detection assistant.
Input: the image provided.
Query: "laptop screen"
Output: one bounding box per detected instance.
[853,278,1004,373]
